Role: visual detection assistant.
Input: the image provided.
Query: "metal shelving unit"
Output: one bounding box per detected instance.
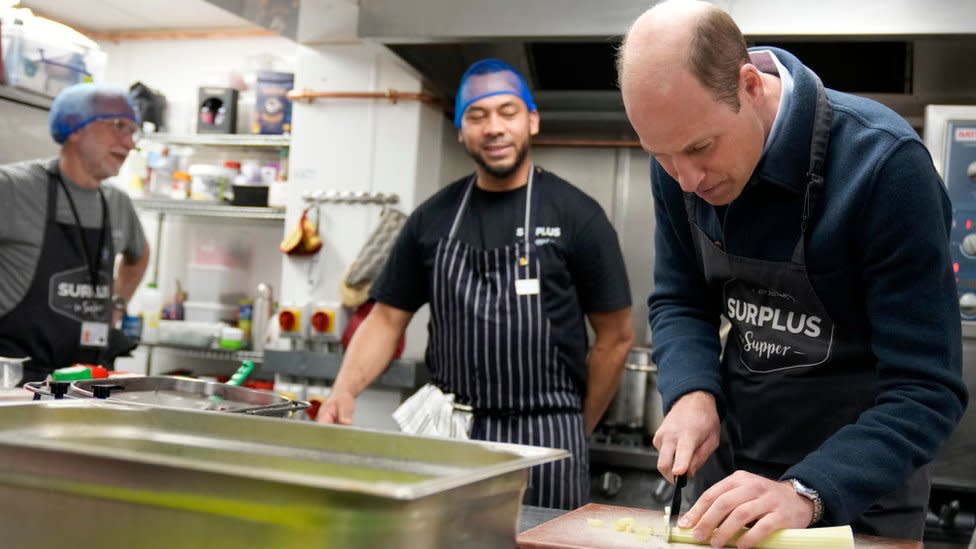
[0,85,54,110]
[142,343,264,375]
[139,133,290,148]
[133,198,286,220]
[133,134,290,376]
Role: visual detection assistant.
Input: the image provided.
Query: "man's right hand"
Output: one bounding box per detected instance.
[317,390,356,425]
[653,390,720,482]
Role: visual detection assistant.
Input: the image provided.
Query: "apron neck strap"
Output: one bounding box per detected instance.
[448,164,536,244]
[792,74,832,263]
[800,75,831,233]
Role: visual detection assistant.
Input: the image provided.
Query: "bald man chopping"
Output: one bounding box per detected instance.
[618,1,966,546]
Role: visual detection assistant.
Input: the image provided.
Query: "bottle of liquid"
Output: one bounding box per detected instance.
[238,298,254,349]
[251,283,273,353]
[142,282,163,344]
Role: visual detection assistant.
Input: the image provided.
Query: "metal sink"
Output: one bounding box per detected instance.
[0,400,567,549]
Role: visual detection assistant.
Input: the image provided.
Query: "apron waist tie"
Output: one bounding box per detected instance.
[471,406,580,418]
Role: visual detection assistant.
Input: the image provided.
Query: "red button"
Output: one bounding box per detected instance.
[311,311,331,333]
[279,310,296,331]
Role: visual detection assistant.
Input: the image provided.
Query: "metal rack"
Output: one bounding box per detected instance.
[130,135,289,378]
[133,198,286,220]
[141,343,264,375]
[301,189,399,206]
[0,85,53,110]
[139,134,290,149]
[262,350,425,390]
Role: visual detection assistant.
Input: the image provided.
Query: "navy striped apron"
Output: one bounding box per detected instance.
[427,166,589,510]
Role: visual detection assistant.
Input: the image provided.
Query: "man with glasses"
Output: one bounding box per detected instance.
[0,83,150,382]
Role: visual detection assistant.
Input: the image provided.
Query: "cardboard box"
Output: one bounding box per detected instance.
[253,71,293,135]
[197,87,238,134]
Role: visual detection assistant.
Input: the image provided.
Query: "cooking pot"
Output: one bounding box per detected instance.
[604,348,663,435]
[0,356,29,389]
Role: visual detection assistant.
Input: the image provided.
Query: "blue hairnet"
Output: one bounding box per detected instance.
[49,83,139,144]
[454,59,536,128]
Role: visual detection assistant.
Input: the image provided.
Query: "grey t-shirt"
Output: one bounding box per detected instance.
[0,157,147,316]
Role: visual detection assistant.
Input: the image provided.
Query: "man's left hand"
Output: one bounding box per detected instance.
[678,470,815,549]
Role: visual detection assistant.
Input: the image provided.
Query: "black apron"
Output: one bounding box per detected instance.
[683,76,930,539]
[427,166,588,510]
[0,167,113,383]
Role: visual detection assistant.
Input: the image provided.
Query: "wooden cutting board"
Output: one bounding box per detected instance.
[516,503,922,549]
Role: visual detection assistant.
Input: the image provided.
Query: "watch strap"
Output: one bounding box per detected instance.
[788,478,824,526]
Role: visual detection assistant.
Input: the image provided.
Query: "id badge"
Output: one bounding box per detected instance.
[515,278,540,296]
[80,321,109,348]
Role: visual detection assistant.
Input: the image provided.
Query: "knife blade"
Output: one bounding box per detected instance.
[669,474,687,531]
[661,504,673,543]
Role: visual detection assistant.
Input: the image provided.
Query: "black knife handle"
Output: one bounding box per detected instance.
[670,474,687,520]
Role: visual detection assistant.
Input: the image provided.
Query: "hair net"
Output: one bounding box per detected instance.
[454,58,536,128]
[49,83,139,144]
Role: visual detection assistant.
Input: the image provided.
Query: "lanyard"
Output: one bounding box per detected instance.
[56,175,108,290]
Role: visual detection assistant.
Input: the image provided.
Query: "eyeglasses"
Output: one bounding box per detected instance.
[99,118,140,140]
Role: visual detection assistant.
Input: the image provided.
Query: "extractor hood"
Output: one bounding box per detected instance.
[358,0,976,133]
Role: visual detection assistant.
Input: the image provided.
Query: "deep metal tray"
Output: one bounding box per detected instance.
[25,375,307,417]
[0,400,567,549]
[69,375,299,413]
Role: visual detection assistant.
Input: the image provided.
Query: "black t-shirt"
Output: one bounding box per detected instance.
[371,168,631,387]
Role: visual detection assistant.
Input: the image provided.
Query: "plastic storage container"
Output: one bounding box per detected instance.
[1,11,107,98]
[156,320,223,348]
[188,164,236,202]
[0,356,28,389]
[183,301,237,323]
[231,184,269,207]
[186,264,248,304]
[219,326,244,350]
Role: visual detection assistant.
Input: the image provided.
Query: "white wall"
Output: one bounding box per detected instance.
[280,42,446,363]
[98,36,298,135]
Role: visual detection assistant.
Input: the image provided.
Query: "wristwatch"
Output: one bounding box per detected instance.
[789,478,824,526]
[111,294,128,312]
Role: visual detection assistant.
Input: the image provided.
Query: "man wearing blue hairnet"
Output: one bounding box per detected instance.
[0,83,149,382]
[318,59,634,509]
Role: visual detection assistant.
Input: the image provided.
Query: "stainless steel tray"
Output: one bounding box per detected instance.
[32,375,308,417]
[0,400,567,549]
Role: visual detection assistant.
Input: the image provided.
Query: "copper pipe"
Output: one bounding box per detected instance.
[284,90,642,149]
[88,28,276,43]
[533,138,642,149]
[287,89,443,107]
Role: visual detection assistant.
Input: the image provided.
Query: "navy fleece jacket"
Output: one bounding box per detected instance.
[648,47,968,525]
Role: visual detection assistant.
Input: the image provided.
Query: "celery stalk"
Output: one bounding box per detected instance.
[669,525,855,549]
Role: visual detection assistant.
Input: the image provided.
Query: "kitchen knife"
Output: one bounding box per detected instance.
[669,474,687,532]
